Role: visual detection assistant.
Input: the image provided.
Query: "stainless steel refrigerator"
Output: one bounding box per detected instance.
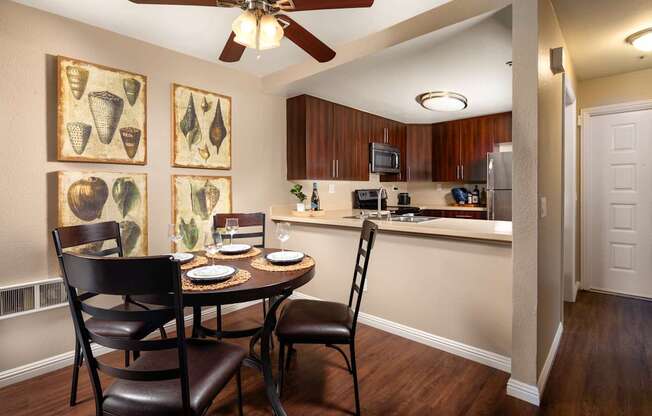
[487,151,512,221]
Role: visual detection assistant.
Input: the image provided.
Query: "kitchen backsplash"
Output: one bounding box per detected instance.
[290,175,407,209]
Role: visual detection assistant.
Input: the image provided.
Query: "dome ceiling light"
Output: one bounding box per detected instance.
[626,28,652,52]
[416,92,468,112]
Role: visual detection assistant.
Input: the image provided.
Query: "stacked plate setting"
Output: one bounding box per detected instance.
[187,265,238,284]
[265,251,305,265]
[219,244,252,255]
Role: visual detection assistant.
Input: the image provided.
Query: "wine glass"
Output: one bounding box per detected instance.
[225,218,239,246]
[168,224,182,251]
[276,222,291,252]
[204,230,223,265]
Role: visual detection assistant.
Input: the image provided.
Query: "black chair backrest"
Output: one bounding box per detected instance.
[348,220,378,334]
[52,221,123,258]
[58,253,190,415]
[214,212,266,248]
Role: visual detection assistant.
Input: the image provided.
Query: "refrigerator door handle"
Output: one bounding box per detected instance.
[488,189,495,220]
[487,155,494,189]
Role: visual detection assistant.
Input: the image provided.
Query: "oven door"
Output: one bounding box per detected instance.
[370,143,400,174]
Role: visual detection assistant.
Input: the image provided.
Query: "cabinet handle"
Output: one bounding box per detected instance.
[332,160,335,178]
[336,160,339,178]
[456,165,460,179]
[461,165,464,179]
[408,167,411,181]
[456,215,473,219]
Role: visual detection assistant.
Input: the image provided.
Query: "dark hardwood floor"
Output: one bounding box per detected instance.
[0,291,649,415]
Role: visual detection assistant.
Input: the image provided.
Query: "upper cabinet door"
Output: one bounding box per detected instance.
[406,124,432,182]
[305,96,334,179]
[333,104,369,181]
[367,114,388,144]
[381,120,407,182]
[460,116,494,182]
[493,112,512,144]
[432,121,461,182]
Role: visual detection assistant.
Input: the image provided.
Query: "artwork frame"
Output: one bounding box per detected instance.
[57,55,147,165]
[57,170,148,256]
[171,83,232,170]
[171,175,232,252]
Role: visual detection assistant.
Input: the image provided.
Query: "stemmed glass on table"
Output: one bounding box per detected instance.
[204,229,223,265]
[276,222,291,253]
[168,224,182,250]
[225,218,239,246]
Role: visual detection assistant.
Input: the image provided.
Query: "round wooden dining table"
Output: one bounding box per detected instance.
[181,248,315,416]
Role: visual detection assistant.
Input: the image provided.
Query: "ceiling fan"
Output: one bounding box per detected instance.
[128,0,375,63]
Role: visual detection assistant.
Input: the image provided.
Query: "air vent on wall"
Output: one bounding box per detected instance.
[0,279,68,320]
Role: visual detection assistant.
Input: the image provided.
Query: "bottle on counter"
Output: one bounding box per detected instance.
[310,182,320,211]
[472,185,480,204]
[480,187,487,206]
[466,189,473,205]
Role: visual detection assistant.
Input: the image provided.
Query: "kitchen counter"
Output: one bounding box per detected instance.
[270,206,511,243]
[390,204,488,212]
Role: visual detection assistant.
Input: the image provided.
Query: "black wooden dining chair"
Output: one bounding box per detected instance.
[275,220,378,416]
[192,213,268,340]
[57,252,247,416]
[52,221,171,406]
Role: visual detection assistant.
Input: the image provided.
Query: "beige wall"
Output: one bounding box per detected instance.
[0,2,290,371]
[579,68,652,110]
[288,224,513,357]
[535,0,577,377]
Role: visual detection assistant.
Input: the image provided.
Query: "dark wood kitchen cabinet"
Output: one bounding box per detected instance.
[432,114,498,183]
[405,124,432,182]
[422,209,487,220]
[287,95,369,181]
[380,120,407,182]
[493,112,512,144]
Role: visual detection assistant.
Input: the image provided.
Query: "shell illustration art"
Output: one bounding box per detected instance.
[201,97,211,113]
[67,177,109,221]
[122,78,141,106]
[119,127,141,159]
[88,91,124,144]
[65,66,89,100]
[209,99,228,151]
[120,220,141,256]
[180,218,199,250]
[72,241,104,255]
[191,181,220,220]
[112,177,141,218]
[66,122,92,155]
[198,144,210,161]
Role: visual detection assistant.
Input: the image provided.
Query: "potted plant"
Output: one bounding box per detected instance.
[290,184,307,212]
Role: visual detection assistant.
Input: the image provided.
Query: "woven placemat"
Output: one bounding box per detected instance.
[250,256,315,272]
[182,269,251,292]
[180,255,208,270]
[206,247,262,260]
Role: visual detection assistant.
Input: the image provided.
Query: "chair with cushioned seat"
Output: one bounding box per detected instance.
[57,251,246,416]
[52,222,172,406]
[275,220,378,416]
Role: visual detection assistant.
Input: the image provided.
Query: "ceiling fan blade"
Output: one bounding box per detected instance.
[276,0,374,11]
[277,15,336,63]
[219,32,246,62]
[128,0,236,6]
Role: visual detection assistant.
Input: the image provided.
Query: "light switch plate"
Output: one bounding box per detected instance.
[328,184,336,194]
[540,196,547,218]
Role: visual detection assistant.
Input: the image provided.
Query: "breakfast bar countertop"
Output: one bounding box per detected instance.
[270,206,512,243]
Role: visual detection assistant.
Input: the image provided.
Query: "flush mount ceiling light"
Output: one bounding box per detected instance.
[416,92,468,112]
[626,28,652,52]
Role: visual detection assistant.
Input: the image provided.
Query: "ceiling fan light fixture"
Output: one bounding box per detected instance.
[232,10,258,49]
[627,28,652,52]
[258,14,284,50]
[417,91,468,112]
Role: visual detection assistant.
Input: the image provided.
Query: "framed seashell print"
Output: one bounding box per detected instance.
[58,171,148,256]
[171,175,232,252]
[57,56,147,165]
[171,84,232,170]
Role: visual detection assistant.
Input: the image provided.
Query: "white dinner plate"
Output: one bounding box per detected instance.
[170,252,194,264]
[187,265,237,283]
[220,244,252,255]
[265,251,305,265]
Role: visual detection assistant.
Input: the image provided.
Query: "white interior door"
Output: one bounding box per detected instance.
[563,89,577,302]
[587,109,652,298]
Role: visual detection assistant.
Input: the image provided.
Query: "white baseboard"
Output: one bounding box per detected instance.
[506,378,540,406]
[537,322,563,394]
[0,300,259,389]
[290,292,511,373]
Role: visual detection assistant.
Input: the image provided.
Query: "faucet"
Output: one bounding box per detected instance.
[377,186,387,218]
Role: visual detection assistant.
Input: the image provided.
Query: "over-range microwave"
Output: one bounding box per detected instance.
[370,142,400,174]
